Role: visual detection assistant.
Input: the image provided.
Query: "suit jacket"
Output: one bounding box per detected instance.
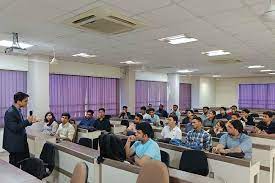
[3,105,32,153]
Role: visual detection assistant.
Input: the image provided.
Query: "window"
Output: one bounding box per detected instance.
[238,83,275,109]
[0,70,27,127]
[50,74,119,119]
[135,80,167,111]
[179,83,192,111]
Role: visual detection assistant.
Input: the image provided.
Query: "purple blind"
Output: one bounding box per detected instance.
[50,74,119,119]
[179,83,192,111]
[135,80,167,111]
[0,70,27,127]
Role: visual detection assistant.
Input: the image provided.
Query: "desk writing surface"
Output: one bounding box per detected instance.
[0,159,42,183]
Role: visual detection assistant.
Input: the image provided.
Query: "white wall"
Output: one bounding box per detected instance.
[135,71,167,82]
[215,76,275,107]
[200,77,216,107]
[0,54,28,71]
[50,60,122,78]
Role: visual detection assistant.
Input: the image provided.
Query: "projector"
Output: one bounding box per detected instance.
[4,46,28,55]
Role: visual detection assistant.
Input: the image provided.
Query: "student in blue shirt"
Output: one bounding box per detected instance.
[125,122,161,166]
[144,108,160,125]
[216,107,231,120]
[79,110,95,129]
[212,120,252,159]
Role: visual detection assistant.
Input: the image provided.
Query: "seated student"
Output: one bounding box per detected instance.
[79,110,95,129]
[55,112,75,142]
[144,108,160,125]
[216,107,231,120]
[182,110,194,124]
[228,105,238,116]
[185,116,212,151]
[161,115,182,140]
[156,104,168,118]
[200,106,209,122]
[42,112,59,135]
[212,120,252,159]
[240,109,255,126]
[146,104,153,114]
[254,111,275,136]
[209,120,227,138]
[119,106,131,119]
[93,108,111,132]
[140,106,149,119]
[231,113,245,127]
[203,110,218,127]
[126,114,143,135]
[170,104,181,120]
[125,122,161,166]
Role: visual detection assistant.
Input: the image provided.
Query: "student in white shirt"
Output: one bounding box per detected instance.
[55,112,75,142]
[140,106,149,119]
[161,115,182,140]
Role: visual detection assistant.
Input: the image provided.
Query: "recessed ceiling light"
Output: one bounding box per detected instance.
[177,69,198,73]
[120,60,141,65]
[213,75,221,78]
[269,73,275,75]
[159,34,198,45]
[0,40,33,49]
[248,65,265,69]
[260,69,274,72]
[72,53,96,58]
[201,50,231,56]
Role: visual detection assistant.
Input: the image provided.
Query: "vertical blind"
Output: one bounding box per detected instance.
[135,80,167,112]
[179,83,192,111]
[239,83,275,109]
[50,74,119,118]
[0,70,27,127]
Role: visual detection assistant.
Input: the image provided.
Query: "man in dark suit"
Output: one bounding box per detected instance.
[3,92,36,167]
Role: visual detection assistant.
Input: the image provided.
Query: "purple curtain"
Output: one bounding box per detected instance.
[50,74,119,119]
[135,80,167,111]
[0,70,27,127]
[267,84,275,110]
[179,83,192,111]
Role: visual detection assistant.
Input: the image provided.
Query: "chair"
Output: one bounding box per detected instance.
[39,142,55,177]
[160,150,170,167]
[79,138,93,148]
[72,124,78,143]
[179,150,209,176]
[70,162,88,183]
[121,120,129,127]
[136,160,169,183]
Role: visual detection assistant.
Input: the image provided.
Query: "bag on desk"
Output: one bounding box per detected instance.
[98,132,126,163]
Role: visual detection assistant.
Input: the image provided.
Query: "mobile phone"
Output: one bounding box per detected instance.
[29,111,33,116]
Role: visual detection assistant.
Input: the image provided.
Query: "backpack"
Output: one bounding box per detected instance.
[20,157,46,180]
[98,133,126,163]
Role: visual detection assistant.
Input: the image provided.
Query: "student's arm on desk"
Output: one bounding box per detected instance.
[125,135,135,159]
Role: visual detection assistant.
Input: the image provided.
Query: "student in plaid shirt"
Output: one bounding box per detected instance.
[185,116,212,150]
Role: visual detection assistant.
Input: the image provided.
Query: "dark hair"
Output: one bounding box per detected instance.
[61,112,71,119]
[69,119,76,124]
[220,107,227,111]
[210,110,216,116]
[14,92,29,103]
[193,116,202,123]
[135,113,143,120]
[148,108,155,112]
[168,114,178,122]
[136,122,153,138]
[173,105,178,109]
[99,108,105,112]
[231,113,240,118]
[217,120,227,131]
[123,106,128,109]
[230,120,244,133]
[187,110,194,114]
[242,109,250,114]
[203,106,209,110]
[141,106,146,111]
[44,112,56,126]
[231,105,237,109]
[263,111,274,118]
[87,110,94,114]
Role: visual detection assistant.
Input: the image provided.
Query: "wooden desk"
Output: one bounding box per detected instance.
[111,125,127,134]
[77,129,102,143]
[0,159,42,183]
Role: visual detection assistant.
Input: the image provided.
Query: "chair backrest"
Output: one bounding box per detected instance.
[136,160,169,183]
[121,120,129,127]
[20,157,46,180]
[39,142,56,176]
[72,124,78,143]
[160,150,170,167]
[79,138,93,148]
[70,162,88,183]
[179,150,209,176]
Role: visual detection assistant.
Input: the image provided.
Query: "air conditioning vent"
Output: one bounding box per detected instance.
[65,7,143,34]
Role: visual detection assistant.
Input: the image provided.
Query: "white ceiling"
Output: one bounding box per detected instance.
[0,0,275,77]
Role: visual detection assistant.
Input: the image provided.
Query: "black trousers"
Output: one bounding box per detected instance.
[9,143,30,168]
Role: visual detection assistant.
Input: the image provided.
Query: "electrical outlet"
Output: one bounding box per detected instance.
[209,171,214,178]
